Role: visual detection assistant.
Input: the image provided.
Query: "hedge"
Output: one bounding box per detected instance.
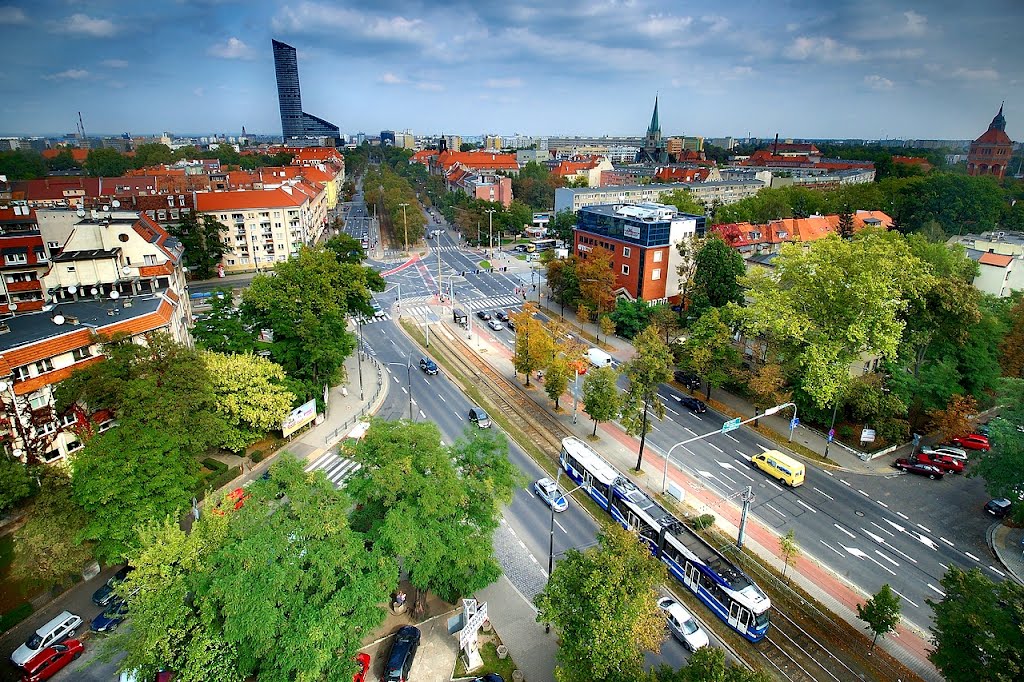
[250,450,266,464]
[201,458,228,473]
[0,602,33,633]
[207,466,241,492]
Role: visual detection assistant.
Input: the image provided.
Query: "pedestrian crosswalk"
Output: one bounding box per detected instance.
[430,246,463,253]
[460,295,524,311]
[305,451,361,488]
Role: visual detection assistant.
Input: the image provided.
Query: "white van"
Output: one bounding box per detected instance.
[11,610,82,667]
[587,347,613,368]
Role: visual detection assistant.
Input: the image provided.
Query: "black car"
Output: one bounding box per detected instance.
[419,357,438,375]
[473,676,505,682]
[984,498,1012,518]
[892,458,944,480]
[506,318,516,332]
[495,311,510,323]
[476,310,492,321]
[92,565,133,606]
[383,625,420,682]
[673,371,702,390]
[678,395,707,414]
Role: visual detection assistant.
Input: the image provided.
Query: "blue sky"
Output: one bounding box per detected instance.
[0,0,1020,140]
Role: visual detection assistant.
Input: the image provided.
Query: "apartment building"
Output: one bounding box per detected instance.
[554,180,765,214]
[0,205,48,314]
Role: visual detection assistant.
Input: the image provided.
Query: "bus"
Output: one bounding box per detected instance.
[559,436,772,642]
[530,238,557,252]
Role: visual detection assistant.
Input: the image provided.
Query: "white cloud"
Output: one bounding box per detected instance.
[864,74,894,91]
[378,72,406,85]
[484,77,523,89]
[415,82,443,92]
[43,69,90,81]
[725,66,754,80]
[701,15,730,33]
[101,59,129,69]
[272,2,430,46]
[951,67,998,81]
[0,6,27,24]
[207,37,255,60]
[786,36,863,63]
[636,14,693,38]
[51,13,118,37]
[902,10,927,37]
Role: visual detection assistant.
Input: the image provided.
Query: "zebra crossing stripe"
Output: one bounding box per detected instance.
[305,451,336,472]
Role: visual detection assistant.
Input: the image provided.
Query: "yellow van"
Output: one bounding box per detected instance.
[750,450,805,487]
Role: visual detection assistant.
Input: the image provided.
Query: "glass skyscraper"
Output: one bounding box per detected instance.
[272,39,340,142]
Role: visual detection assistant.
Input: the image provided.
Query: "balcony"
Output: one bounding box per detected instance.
[6,280,42,293]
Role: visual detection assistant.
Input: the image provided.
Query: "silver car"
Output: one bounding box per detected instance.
[657,597,710,652]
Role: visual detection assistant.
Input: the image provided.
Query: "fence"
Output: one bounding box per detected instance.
[324,352,384,447]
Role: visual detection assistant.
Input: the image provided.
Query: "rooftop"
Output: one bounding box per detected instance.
[0,295,166,353]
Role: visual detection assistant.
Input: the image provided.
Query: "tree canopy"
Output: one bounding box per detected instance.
[202,351,296,452]
[169,212,228,280]
[583,365,622,437]
[622,326,673,470]
[690,235,746,315]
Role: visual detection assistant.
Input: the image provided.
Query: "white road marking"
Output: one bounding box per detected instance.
[870,522,895,537]
[877,501,888,508]
[940,537,954,547]
[796,499,817,513]
[926,583,946,598]
[858,489,870,498]
[820,540,844,557]
[401,387,408,394]
[756,443,770,452]
[764,503,786,517]
[834,523,857,539]
[965,551,981,562]
[555,519,568,534]
[875,549,899,567]
[767,480,783,492]
[709,443,724,453]
[840,479,851,487]
[891,588,920,608]
[896,511,909,520]
[737,450,748,458]
[419,410,426,419]
[917,523,932,533]
[989,566,1005,577]
[939,562,949,571]
[438,394,446,403]
[684,427,698,436]
[455,412,464,420]
[385,367,392,374]
[664,405,680,416]
[814,488,834,501]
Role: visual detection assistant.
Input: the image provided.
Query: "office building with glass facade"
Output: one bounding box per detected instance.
[272,39,340,142]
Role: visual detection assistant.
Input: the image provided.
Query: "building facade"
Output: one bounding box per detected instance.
[967,105,1013,179]
[573,203,705,303]
[272,39,340,142]
[554,180,765,214]
[0,206,48,314]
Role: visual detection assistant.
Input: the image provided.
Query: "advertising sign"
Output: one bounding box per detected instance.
[624,224,641,240]
[281,399,317,437]
[860,428,876,443]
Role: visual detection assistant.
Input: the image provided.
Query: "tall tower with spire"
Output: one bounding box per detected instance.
[967,104,1012,179]
[636,96,668,164]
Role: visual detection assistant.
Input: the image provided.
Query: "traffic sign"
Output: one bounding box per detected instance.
[790,417,800,429]
[827,428,835,443]
[722,417,742,433]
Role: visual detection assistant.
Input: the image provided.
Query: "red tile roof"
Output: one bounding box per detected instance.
[195,188,306,211]
[437,150,518,172]
[14,356,104,395]
[41,148,90,162]
[654,167,711,183]
[3,328,94,369]
[979,252,1014,267]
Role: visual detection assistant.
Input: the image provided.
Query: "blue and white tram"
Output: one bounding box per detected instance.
[559,437,772,642]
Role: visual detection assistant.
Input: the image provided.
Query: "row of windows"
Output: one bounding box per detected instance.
[12,347,94,382]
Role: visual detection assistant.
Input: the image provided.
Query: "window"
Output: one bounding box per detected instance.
[35,359,54,373]
[47,241,60,250]
[29,394,48,410]
[653,251,663,262]
[4,253,27,265]
[72,346,92,361]
[622,246,631,257]
[652,268,661,280]
[621,264,630,275]
[66,266,75,273]
[12,366,30,381]
[65,440,83,453]
[34,422,57,437]
[144,254,157,265]
[61,413,77,427]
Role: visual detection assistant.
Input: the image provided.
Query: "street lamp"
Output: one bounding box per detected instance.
[386,357,415,421]
[354,317,365,401]
[398,202,409,253]
[546,467,583,632]
[484,208,496,258]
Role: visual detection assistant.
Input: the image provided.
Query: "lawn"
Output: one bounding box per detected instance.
[452,634,518,680]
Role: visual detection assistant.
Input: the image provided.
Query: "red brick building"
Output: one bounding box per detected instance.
[967,105,1013,179]
[0,205,47,313]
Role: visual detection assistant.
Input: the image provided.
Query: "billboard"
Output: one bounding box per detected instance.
[281,399,317,437]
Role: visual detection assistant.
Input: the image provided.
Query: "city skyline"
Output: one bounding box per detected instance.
[0,0,1021,140]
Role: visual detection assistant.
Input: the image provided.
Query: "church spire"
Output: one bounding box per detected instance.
[647,96,661,136]
[990,102,1006,132]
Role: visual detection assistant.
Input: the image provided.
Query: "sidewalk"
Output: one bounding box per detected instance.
[989,522,1024,586]
[413,307,943,682]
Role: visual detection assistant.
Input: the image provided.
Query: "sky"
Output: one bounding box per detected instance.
[0,0,1021,141]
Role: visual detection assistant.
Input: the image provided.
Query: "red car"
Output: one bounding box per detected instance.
[213,487,248,516]
[21,639,83,682]
[951,434,990,451]
[892,458,944,480]
[352,652,370,682]
[914,451,965,474]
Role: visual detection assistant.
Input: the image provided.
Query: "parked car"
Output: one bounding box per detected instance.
[353,652,371,682]
[487,319,504,331]
[476,310,492,321]
[20,639,84,682]
[951,433,991,451]
[468,407,492,428]
[984,498,1012,518]
[473,676,505,682]
[419,357,438,375]
[92,565,133,606]
[213,487,248,516]
[506,318,517,332]
[382,626,420,682]
[892,458,945,480]
[913,451,964,474]
[90,598,128,633]
[673,371,702,391]
[656,597,709,652]
[495,311,510,322]
[678,395,707,414]
[533,477,568,512]
[12,611,82,668]
[922,444,968,461]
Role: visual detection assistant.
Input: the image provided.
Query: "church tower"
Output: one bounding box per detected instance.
[967,104,1012,179]
[637,96,668,164]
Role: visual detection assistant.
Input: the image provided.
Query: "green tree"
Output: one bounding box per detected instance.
[622,326,673,471]
[999,296,1024,377]
[691,235,746,315]
[535,524,667,682]
[856,584,901,652]
[927,394,977,442]
[72,425,199,563]
[10,472,93,588]
[549,209,577,245]
[681,308,740,400]
[191,289,254,354]
[970,380,1024,523]
[348,420,518,603]
[46,150,79,173]
[838,211,855,238]
[511,303,551,387]
[169,212,228,279]
[132,143,173,168]
[645,647,773,682]
[546,255,581,314]
[779,529,800,581]
[0,149,48,179]
[927,566,1024,681]
[84,147,130,177]
[609,299,656,340]
[582,365,621,437]
[544,354,572,410]
[675,235,707,314]
[741,231,930,409]
[577,246,617,322]
[661,188,705,215]
[202,352,296,452]
[113,457,393,682]
[0,455,33,513]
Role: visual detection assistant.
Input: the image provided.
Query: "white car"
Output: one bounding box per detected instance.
[657,597,710,652]
[487,319,504,331]
[921,445,968,461]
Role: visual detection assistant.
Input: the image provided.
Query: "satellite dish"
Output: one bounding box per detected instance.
[90,287,98,295]
[0,381,8,392]
[122,266,131,275]
[53,314,66,325]
[102,205,110,212]
[68,285,77,295]
[110,291,120,299]
[111,199,121,208]
[76,209,86,218]
[7,303,16,311]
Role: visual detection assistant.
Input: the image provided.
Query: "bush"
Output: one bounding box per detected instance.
[0,602,33,632]
[250,450,266,464]
[207,466,241,492]
[691,514,716,530]
[201,457,227,473]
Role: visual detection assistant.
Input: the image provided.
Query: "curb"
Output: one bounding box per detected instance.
[987,522,1024,586]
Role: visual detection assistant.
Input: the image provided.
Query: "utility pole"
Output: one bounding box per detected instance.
[356,318,365,401]
[484,208,496,258]
[398,202,409,253]
[407,355,414,421]
[737,486,754,549]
